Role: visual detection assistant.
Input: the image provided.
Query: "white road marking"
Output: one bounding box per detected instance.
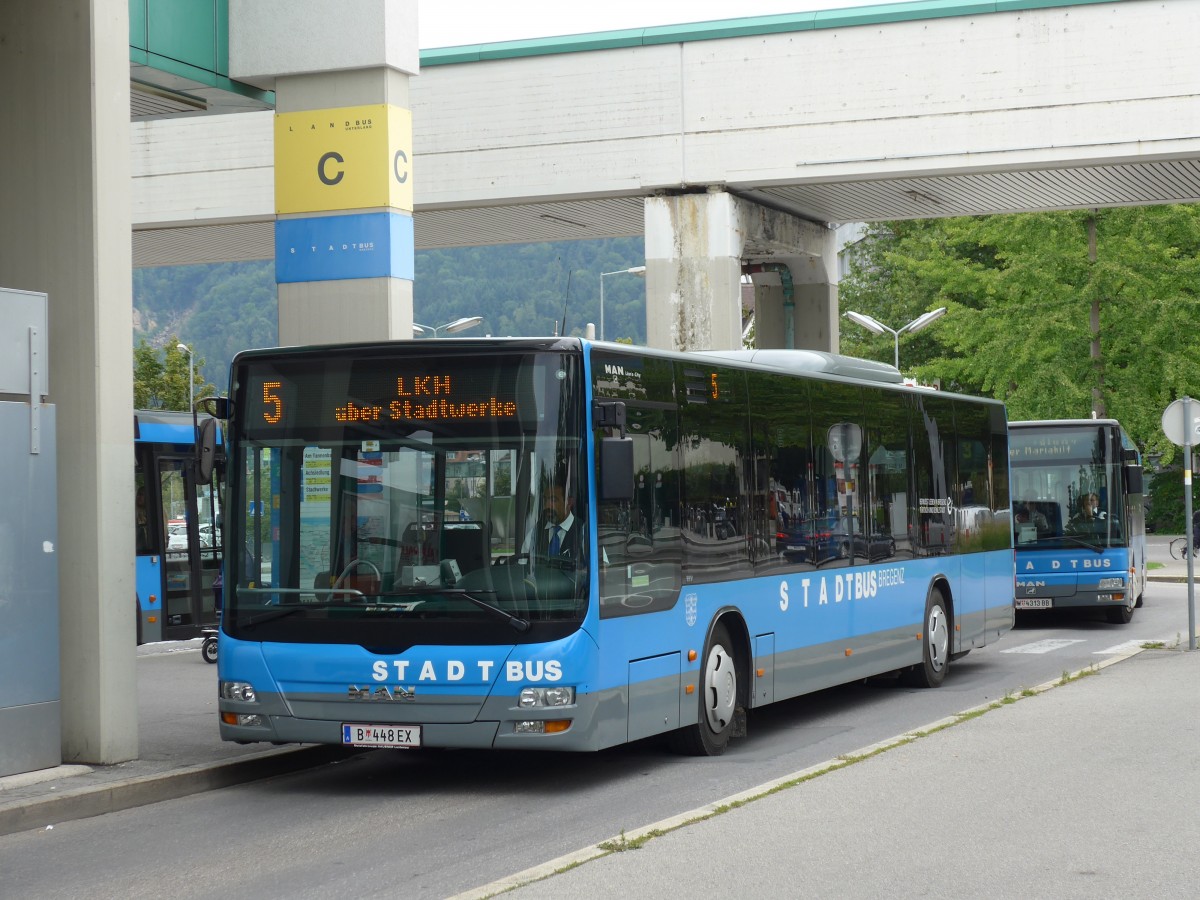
[1000,639,1087,654]
[1095,638,1169,655]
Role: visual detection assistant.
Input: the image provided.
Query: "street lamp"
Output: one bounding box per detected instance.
[843,307,946,369]
[599,266,646,341]
[176,342,194,410]
[413,316,484,339]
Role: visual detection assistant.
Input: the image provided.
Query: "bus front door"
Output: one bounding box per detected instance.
[158,457,220,640]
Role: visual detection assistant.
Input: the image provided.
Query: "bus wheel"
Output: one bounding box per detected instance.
[670,621,739,756]
[902,588,949,688]
[201,636,218,664]
[1106,598,1135,625]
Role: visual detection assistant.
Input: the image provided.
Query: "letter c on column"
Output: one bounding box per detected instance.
[318,151,345,186]
[394,150,409,184]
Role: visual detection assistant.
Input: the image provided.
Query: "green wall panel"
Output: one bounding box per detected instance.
[146,0,218,71]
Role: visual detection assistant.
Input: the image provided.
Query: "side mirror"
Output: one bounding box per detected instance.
[598,437,634,502]
[1124,464,1144,495]
[197,417,218,485]
[197,396,229,419]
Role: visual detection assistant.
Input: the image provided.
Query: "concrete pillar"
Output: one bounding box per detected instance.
[230,1,418,346]
[644,191,838,353]
[644,192,744,352]
[0,1,138,763]
[750,279,788,350]
[789,231,840,352]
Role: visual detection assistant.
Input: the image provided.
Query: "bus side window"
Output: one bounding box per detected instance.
[597,403,682,618]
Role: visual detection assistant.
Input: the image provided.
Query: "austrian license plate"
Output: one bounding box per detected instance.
[1015,598,1052,610]
[342,723,422,748]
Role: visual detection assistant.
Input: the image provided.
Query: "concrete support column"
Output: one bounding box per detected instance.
[644,190,839,353]
[644,192,745,352]
[751,279,788,350]
[230,1,418,346]
[0,1,137,763]
[789,228,840,352]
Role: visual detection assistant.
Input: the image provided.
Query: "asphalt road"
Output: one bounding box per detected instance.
[0,575,1190,899]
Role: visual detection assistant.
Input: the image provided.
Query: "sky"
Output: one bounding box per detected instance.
[418,0,874,48]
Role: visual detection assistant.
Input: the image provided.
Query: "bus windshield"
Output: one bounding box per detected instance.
[227,348,588,645]
[1009,424,1126,550]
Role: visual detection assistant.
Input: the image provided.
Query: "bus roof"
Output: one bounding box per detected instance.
[134,409,222,445]
[232,337,1002,405]
[694,348,902,384]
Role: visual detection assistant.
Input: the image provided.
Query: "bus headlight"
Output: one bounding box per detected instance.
[518,686,575,708]
[1098,577,1125,590]
[220,681,258,703]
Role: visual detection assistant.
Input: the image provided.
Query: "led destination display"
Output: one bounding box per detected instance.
[238,353,567,438]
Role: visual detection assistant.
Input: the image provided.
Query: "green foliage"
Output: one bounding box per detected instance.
[132,238,646,399]
[133,336,215,411]
[1146,467,1200,534]
[839,205,1200,460]
[414,237,646,341]
[134,262,277,398]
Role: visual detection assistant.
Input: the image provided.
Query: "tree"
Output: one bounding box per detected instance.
[839,205,1200,459]
[133,336,214,410]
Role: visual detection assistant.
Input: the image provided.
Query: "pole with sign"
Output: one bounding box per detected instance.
[1161,396,1200,649]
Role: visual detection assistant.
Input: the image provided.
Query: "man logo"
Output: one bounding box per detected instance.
[348,685,415,702]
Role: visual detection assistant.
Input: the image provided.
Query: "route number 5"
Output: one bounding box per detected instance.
[263,382,283,424]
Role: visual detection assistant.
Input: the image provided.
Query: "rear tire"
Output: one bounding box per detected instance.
[669,621,740,756]
[901,588,950,688]
[201,637,218,664]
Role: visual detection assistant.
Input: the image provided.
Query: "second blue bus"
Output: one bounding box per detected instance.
[1009,418,1146,624]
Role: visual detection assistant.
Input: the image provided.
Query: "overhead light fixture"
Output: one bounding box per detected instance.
[538,213,588,228]
[903,189,941,205]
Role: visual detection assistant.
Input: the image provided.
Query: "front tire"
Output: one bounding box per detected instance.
[1106,598,1135,625]
[201,637,218,664]
[669,621,740,756]
[901,588,950,688]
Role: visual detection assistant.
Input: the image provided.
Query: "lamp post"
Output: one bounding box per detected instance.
[413,316,484,339]
[843,308,946,369]
[599,266,646,341]
[175,342,194,410]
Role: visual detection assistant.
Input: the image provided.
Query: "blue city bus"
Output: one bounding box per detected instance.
[215,339,1013,755]
[134,409,223,644]
[1009,419,1146,624]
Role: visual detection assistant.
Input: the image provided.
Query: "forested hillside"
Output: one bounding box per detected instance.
[132,236,646,395]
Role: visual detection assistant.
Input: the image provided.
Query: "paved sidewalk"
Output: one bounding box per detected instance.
[485,646,1200,899]
[0,643,347,837]
[1148,533,1199,582]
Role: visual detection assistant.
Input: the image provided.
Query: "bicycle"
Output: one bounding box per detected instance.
[1168,537,1200,560]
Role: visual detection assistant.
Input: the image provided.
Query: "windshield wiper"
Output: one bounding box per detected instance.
[239,605,309,626]
[1028,533,1105,553]
[441,588,531,633]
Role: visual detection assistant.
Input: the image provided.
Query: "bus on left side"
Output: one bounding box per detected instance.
[135,410,223,644]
